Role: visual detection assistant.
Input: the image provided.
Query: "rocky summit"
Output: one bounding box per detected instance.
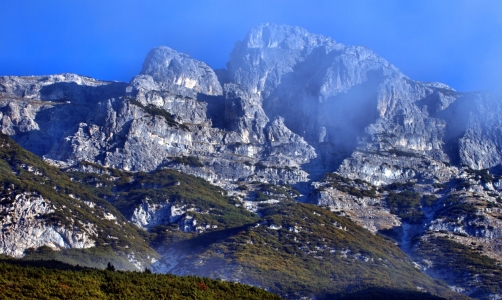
[1,23,502,299]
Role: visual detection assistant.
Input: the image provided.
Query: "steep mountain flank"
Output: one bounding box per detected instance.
[0,133,156,270]
[225,24,502,177]
[150,202,461,300]
[313,168,502,297]
[0,136,459,299]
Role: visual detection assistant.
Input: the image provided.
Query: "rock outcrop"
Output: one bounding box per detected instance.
[0,133,158,269]
[129,200,202,233]
[140,46,223,96]
[0,192,95,257]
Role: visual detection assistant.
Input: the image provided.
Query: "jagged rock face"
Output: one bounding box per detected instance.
[0,192,95,257]
[337,151,458,186]
[0,101,40,135]
[0,54,315,186]
[226,23,502,177]
[332,89,502,188]
[43,84,313,183]
[458,93,502,169]
[139,46,223,96]
[227,23,406,171]
[316,187,400,233]
[228,23,400,100]
[2,24,502,187]
[0,74,128,156]
[129,200,200,232]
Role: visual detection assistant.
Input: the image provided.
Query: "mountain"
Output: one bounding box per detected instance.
[1,23,502,298]
[0,119,460,300]
[56,148,462,299]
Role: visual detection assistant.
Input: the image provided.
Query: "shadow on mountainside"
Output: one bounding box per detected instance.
[9,81,128,157]
[323,286,450,300]
[152,223,255,252]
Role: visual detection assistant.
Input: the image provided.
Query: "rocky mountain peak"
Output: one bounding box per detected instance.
[239,23,334,50]
[227,23,401,98]
[139,46,222,96]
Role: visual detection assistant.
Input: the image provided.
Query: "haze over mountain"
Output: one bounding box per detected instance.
[1,23,501,299]
[2,1,502,96]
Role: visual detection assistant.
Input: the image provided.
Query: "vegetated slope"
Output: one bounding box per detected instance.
[61,161,464,299]
[0,133,466,299]
[314,168,502,299]
[0,134,157,270]
[151,201,464,300]
[0,258,280,300]
[413,236,502,298]
[65,161,259,234]
[410,188,502,297]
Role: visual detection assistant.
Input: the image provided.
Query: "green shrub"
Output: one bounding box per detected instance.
[433,183,447,189]
[422,195,438,206]
[254,162,267,169]
[434,194,477,220]
[385,191,424,223]
[464,168,493,183]
[383,182,415,191]
[414,236,502,296]
[322,173,378,199]
[0,259,280,299]
[172,156,204,167]
[129,99,189,130]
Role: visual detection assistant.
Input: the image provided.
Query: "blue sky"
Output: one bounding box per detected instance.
[1,0,501,95]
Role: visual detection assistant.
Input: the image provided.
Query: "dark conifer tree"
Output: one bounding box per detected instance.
[106,262,115,271]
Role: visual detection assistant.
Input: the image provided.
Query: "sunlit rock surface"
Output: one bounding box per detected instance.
[0,192,95,257]
[130,200,203,233]
[2,24,501,185]
[140,46,223,96]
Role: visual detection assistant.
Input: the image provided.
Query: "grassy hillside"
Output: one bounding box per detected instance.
[0,133,156,269]
[414,236,502,297]
[64,162,466,299]
[0,258,280,300]
[154,202,465,300]
[66,161,259,233]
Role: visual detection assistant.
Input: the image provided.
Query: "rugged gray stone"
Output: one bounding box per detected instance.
[0,192,95,257]
[139,46,223,96]
[2,25,502,187]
